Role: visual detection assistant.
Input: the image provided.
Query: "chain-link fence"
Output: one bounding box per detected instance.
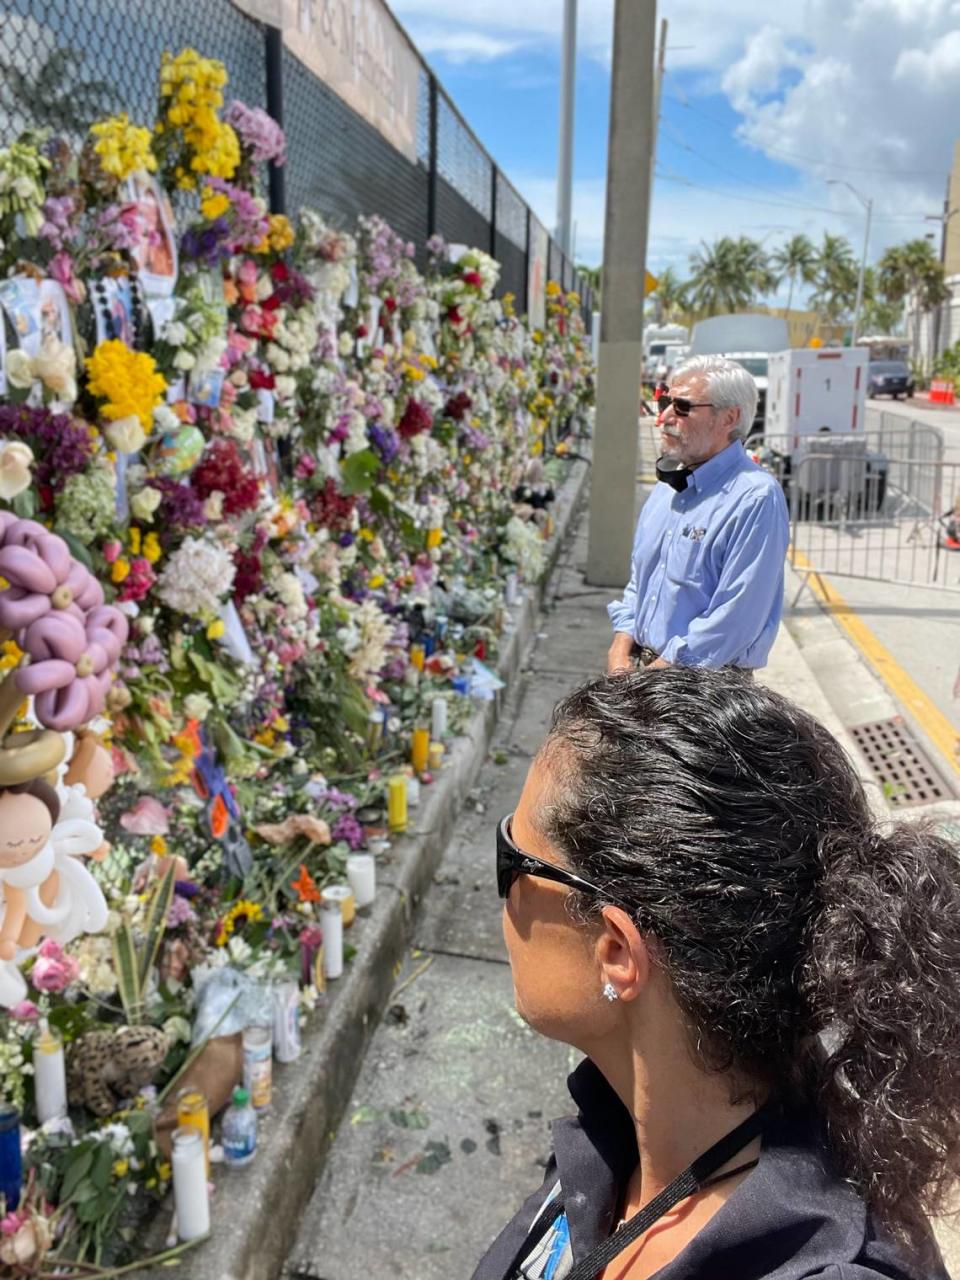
[0,0,594,323]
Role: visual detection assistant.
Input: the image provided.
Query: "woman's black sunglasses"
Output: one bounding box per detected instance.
[497,814,603,900]
[657,394,715,418]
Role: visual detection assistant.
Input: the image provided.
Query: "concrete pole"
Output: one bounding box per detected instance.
[586,0,657,586]
[555,0,577,258]
[851,198,872,346]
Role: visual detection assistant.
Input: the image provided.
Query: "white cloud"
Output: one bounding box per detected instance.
[720,25,806,112]
[413,29,524,63]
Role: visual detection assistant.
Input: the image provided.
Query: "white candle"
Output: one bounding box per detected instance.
[34,1019,67,1124]
[430,696,448,741]
[504,572,519,606]
[346,854,376,908]
[406,774,421,808]
[172,1127,210,1241]
[321,903,344,980]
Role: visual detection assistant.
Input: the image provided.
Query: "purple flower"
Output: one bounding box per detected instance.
[331,813,365,850]
[225,100,287,166]
[153,477,209,531]
[167,896,195,928]
[368,422,399,464]
[0,404,95,495]
[322,787,358,813]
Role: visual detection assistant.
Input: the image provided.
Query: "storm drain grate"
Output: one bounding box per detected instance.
[849,716,955,809]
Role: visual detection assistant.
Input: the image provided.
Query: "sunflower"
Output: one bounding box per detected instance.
[215,899,263,946]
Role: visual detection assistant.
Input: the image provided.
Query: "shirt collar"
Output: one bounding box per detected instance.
[687,439,745,495]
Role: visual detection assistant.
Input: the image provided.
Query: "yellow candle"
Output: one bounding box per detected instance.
[410,644,425,672]
[426,526,443,549]
[387,774,408,833]
[428,741,445,771]
[176,1089,210,1174]
[411,726,430,774]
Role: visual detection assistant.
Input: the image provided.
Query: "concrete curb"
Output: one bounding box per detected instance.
[140,454,591,1280]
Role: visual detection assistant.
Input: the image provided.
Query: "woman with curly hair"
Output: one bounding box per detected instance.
[475,668,960,1280]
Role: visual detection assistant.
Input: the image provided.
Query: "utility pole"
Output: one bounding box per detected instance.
[586,0,657,586]
[555,0,577,258]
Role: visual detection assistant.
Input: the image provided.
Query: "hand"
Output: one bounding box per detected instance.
[607,633,636,675]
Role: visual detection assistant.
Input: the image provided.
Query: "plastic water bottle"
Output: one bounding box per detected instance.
[221,1086,257,1167]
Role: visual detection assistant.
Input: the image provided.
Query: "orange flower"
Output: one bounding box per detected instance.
[292,863,321,903]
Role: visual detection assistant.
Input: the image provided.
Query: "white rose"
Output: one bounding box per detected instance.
[274,374,296,400]
[163,321,188,346]
[33,338,77,401]
[5,348,35,390]
[173,349,196,371]
[229,368,249,389]
[13,175,35,199]
[130,486,162,522]
[105,415,146,454]
[153,404,179,434]
[0,440,33,499]
[338,332,354,357]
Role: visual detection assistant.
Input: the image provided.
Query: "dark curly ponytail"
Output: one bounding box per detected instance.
[801,822,960,1249]
[539,667,960,1257]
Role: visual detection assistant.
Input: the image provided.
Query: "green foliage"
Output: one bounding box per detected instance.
[340,447,381,495]
[112,865,176,1024]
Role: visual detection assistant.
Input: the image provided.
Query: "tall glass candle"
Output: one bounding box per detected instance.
[0,1104,21,1214]
[406,773,421,808]
[172,1127,210,1241]
[387,774,408,833]
[346,853,376,907]
[33,1019,67,1125]
[409,643,426,672]
[430,696,448,741]
[411,725,430,774]
[321,902,344,980]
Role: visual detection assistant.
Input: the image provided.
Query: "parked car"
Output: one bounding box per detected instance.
[867,360,914,400]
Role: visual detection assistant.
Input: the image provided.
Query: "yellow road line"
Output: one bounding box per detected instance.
[791,551,960,777]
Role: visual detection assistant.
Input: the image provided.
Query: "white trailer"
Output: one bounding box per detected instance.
[765,347,868,448]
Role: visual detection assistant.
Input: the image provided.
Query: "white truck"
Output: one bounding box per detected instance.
[643,324,689,381]
[762,346,887,513]
[688,313,791,430]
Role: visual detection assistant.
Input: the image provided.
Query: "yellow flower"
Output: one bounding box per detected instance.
[111,557,131,584]
[112,1158,130,1179]
[206,618,225,641]
[150,835,168,857]
[216,899,263,946]
[86,340,166,431]
[201,188,231,221]
[546,281,562,297]
[358,527,375,542]
[403,363,425,382]
[90,114,157,181]
[273,715,289,733]
[0,640,23,673]
[157,1161,172,1182]
[368,574,385,589]
[267,214,294,252]
[129,527,142,555]
[142,533,162,564]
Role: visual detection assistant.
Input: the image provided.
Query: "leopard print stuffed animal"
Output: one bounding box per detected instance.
[67,1025,168,1116]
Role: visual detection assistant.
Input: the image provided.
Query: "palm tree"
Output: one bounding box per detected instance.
[733,236,778,300]
[877,239,949,312]
[809,233,858,324]
[652,266,689,323]
[771,234,817,314]
[0,48,115,135]
[576,264,602,312]
[686,237,754,316]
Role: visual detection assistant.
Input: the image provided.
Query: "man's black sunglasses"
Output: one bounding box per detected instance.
[657,394,715,418]
[497,814,603,900]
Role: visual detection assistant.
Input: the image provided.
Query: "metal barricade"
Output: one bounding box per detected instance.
[744,432,960,596]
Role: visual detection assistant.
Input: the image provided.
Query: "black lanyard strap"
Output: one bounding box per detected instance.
[562,1105,768,1280]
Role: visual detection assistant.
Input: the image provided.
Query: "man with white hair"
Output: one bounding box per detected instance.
[607,355,789,673]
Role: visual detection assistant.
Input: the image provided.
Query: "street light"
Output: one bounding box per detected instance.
[828,179,873,345]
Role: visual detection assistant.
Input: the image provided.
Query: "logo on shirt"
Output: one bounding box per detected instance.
[681,525,707,542]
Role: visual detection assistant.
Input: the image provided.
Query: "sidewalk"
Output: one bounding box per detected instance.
[282,476,960,1278]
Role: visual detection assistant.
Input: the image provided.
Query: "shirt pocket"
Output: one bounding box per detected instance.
[665,531,705,584]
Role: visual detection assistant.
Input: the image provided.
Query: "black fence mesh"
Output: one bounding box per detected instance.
[0,0,591,325]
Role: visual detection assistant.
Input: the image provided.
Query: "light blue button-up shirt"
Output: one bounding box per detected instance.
[607,441,790,668]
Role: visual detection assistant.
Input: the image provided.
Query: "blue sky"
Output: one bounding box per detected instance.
[391,0,960,304]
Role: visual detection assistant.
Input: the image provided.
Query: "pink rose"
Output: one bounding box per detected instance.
[31,939,79,993]
[8,1000,39,1021]
[119,795,170,835]
[102,539,122,564]
[49,253,86,306]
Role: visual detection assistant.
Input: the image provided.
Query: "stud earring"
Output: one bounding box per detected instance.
[602,982,619,1002]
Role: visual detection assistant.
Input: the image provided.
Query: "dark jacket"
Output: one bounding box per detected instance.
[471,1059,947,1280]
